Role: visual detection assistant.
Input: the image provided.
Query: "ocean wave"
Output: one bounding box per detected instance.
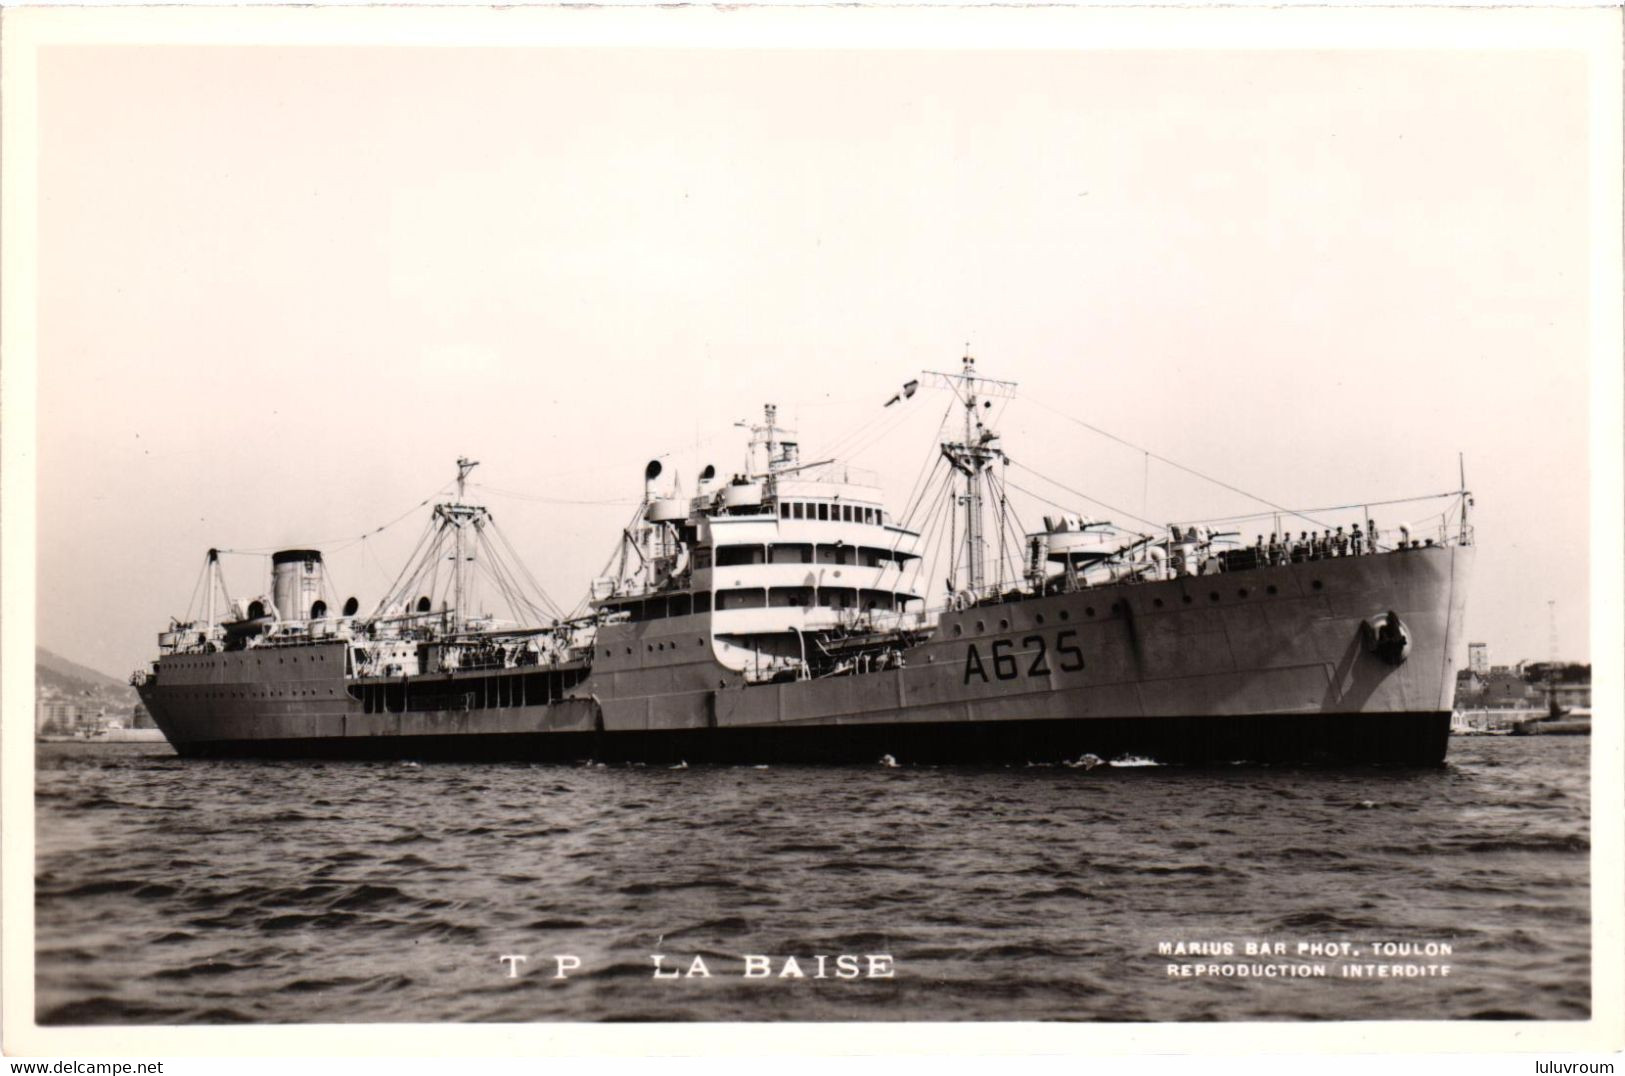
[33,735,1591,1024]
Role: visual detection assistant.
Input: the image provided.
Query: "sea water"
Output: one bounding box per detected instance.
[33,736,1589,1023]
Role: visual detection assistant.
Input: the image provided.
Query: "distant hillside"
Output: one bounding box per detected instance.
[36,647,136,702]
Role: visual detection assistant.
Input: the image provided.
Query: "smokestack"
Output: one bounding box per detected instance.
[271,549,324,622]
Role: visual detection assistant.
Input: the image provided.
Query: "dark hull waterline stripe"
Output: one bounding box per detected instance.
[167,711,1451,766]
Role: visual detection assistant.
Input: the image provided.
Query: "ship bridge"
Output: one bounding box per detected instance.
[591,404,927,678]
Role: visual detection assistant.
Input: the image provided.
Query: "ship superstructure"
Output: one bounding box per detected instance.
[592,404,928,684]
[135,357,1474,765]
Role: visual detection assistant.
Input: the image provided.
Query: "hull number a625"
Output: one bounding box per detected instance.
[964,629,1084,684]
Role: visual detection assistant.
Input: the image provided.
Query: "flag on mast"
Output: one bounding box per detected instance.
[884,379,920,407]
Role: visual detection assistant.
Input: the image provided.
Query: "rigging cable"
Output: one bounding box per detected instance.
[1021,393,1336,530]
[989,466,1032,589]
[914,464,960,602]
[495,521,566,621]
[369,517,437,618]
[214,482,455,558]
[898,397,959,527]
[468,483,637,507]
[472,524,540,627]
[806,392,911,464]
[900,453,946,532]
[378,517,442,618]
[487,517,566,622]
[181,554,208,624]
[837,402,920,465]
[1007,461,1160,534]
[1171,489,1465,528]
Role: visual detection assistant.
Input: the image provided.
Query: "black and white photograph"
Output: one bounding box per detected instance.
[3,3,1620,1061]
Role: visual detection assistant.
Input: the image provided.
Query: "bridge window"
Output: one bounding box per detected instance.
[816,503,829,521]
[793,503,805,519]
[770,543,813,564]
[842,505,853,522]
[859,546,897,568]
[818,587,858,609]
[716,544,766,567]
[694,592,711,613]
[816,544,854,565]
[716,588,767,611]
[780,502,791,518]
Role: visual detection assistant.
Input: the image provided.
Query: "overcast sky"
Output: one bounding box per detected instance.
[33,41,1594,676]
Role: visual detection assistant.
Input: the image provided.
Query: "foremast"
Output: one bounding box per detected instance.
[929,351,1017,602]
[434,456,484,635]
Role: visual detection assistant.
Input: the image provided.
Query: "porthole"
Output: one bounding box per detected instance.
[1153,598,1164,608]
[1059,609,1070,621]
[1311,580,1324,591]
[1035,614,1045,625]
[1266,585,1278,596]
[952,624,963,636]
[1085,607,1096,617]
[976,621,985,633]
[1182,595,1193,604]
[1237,588,1249,598]
[999,619,1009,630]
[1110,602,1121,614]
[1209,592,1220,602]
[647,644,654,652]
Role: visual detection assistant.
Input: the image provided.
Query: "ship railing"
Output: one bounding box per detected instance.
[851,607,935,635]
[923,524,1468,610]
[787,463,878,487]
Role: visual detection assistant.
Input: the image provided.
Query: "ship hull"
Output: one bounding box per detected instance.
[162,710,1450,765]
[140,544,1472,767]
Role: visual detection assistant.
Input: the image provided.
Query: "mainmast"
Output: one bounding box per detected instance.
[438,456,482,631]
[930,350,1017,599]
[746,403,799,479]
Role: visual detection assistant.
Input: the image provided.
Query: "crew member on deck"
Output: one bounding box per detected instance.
[1351,524,1365,556]
[1335,526,1349,557]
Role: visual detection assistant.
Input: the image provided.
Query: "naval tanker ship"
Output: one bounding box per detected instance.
[133,358,1474,765]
